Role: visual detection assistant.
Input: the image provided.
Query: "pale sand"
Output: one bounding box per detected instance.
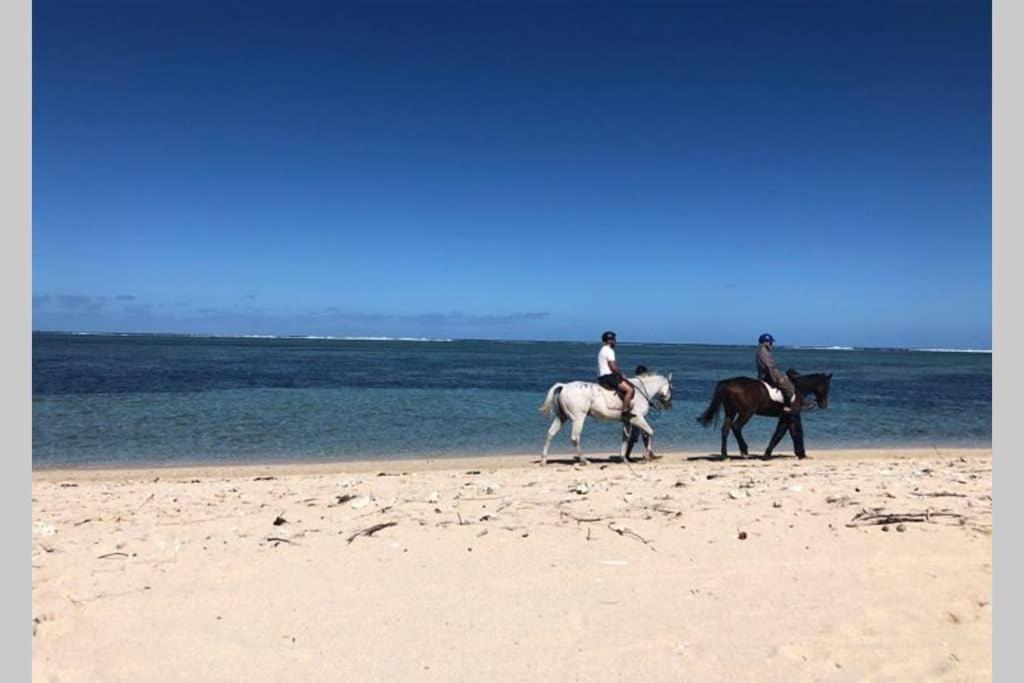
[32,448,992,681]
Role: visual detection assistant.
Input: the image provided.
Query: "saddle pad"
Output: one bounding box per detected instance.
[595,384,623,411]
[761,381,784,403]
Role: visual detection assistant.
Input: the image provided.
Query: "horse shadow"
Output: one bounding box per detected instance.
[537,455,635,466]
[687,453,800,462]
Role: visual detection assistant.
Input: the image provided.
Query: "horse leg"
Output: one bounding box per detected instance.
[731,411,753,456]
[788,414,807,459]
[570,416,590,465]
[720,407,735,458]
[541,416,564,466]
[764,416,789,458]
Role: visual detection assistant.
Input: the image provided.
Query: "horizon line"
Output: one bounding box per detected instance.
[31,329,992,353]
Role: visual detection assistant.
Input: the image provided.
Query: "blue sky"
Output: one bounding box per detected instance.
[33,1,991,347]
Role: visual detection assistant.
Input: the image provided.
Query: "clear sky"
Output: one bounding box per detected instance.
[33,1,991,348]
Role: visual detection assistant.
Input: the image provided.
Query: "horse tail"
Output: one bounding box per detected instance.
[539,383,565,418]
[696,381,727,428]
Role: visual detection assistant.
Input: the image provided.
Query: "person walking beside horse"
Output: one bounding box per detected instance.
[624,365,658,460]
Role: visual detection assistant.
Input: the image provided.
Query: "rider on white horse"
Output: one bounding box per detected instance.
[597,331,634,421]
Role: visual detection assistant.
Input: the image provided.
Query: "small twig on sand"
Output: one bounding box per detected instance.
[74,518,94,527]
[136,493,155,512]
[607,522,656,550]
[266,537,296,546]
[650,504,684,517]
[97,552,129,559]
[561,511,610,523]
[346,521,398,544]
[910,491,966,498]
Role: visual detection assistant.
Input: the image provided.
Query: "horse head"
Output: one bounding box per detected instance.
[796,372,833,409]
[816,372,833,409]
[653,372,673,409]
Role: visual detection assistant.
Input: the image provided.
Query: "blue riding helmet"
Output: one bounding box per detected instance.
[758,333,775,344]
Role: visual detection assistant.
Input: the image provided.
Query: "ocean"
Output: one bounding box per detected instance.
[32,332,992,467]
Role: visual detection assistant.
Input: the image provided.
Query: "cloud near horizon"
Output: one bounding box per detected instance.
[32,295,554,337]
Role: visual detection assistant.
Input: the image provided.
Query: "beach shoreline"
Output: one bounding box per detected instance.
[33,447,992,680]
[32,446,992,480]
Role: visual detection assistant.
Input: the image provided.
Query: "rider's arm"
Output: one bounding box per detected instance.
[609,359,624,377]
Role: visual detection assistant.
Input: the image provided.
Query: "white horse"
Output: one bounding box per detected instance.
[538,373,673,466]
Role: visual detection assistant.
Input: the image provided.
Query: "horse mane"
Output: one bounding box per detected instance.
[633,372,667,382]
[792,372,828,390]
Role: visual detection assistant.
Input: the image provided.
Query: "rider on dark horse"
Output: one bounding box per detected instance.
[597,331,635,421]
[756,333,797,414]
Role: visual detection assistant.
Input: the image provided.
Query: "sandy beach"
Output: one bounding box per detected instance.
[32,448,992,681]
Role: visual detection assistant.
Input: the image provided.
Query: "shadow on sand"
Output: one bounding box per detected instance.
[686,453,801,462]
[536,455,640,466]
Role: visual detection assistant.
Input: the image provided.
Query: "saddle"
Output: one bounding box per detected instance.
[761,368,800,404]
[760,381,785,404]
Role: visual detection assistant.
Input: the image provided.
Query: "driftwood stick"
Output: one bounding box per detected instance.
[910,491,967,498]
[846,509,964,527]
[346,521,398,544]
[97,552,129,559]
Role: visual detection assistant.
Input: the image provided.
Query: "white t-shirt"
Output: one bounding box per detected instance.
[598,345,616,376]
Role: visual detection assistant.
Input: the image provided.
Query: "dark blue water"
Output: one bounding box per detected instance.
[32,333,991,467]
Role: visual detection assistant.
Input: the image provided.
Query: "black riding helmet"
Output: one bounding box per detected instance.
[602,330,616,343]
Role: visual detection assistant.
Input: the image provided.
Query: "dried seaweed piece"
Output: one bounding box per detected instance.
[346,521,398,544]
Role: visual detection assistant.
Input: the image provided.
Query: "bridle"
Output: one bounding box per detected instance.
[629,375,672,414]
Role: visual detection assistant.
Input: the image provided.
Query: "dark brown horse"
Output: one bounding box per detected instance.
[696,370,832,459]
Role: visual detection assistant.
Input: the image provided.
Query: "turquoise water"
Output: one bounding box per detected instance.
[32,333,991,467]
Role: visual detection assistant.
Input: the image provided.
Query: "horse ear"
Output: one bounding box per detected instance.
[668,372,673,382]
[827,372,833,380]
